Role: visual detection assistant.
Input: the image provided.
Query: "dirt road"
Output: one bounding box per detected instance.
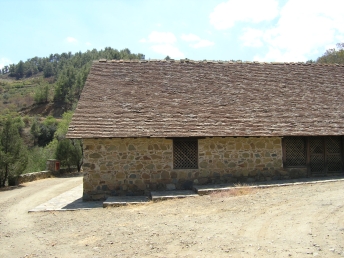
[0,177,344,257]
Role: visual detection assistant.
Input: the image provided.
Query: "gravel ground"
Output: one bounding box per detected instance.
[0,176,344,257]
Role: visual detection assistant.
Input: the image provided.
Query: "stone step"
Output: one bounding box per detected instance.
[150,190,198,201]
[103,196,150,208]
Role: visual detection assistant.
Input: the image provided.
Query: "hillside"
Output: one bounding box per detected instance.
[0,74,54,118]
[0,47,144,120]
[0,47,144,179]
[20,102,67,118]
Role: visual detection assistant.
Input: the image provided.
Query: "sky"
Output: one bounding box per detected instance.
[1,0,344,69]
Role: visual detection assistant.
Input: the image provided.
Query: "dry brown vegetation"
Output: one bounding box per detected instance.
[209,183,256,198]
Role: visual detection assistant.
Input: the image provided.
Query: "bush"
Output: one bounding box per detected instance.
[31,116,58,147]
[24,146,55,173]
[23,116,30,127]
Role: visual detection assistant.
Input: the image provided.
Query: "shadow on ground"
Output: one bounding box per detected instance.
[62,198,103,210]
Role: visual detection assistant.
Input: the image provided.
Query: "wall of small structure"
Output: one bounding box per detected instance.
[82,137,307,200]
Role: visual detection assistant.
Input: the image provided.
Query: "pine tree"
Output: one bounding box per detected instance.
[54,111,83,172]
[0,116,28,187]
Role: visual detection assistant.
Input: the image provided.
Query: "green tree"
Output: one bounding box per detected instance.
[30,118,41,145]
[34,81,49,103]
[12,116,25,136]
[55,138,83,172]
[55,139,73,170]
[55,111,73,138]
[15,61,25,79]
[0,116,28,187]
[54,111,83,172]
[43,62,54,77]
[8,64,15,76]
[54,65,76,102]
[317,43,344,64]
[70,139,83,172]
[30,116,57,147]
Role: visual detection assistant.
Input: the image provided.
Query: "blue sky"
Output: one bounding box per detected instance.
[1,0,344,68]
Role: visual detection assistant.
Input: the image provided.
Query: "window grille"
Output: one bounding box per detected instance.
[309,137,325,173]
[326,137,342,173]
[284,136,343,174]
[284,137,306,166]
[173,138,198,169]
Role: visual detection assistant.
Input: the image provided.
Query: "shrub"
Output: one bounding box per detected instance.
[24,146,55,173]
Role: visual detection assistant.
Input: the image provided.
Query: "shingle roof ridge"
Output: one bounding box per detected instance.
[96,59,344,67]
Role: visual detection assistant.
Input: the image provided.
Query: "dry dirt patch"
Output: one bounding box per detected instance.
[0,178,344,257]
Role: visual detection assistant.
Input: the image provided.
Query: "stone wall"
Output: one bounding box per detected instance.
[82,137,306,200]
[17,171,53,184]
[14,168,79,185]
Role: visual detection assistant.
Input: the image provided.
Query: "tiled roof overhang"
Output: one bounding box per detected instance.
[66,59,344,138]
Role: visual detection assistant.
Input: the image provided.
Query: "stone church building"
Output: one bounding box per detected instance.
[66,59,344,200]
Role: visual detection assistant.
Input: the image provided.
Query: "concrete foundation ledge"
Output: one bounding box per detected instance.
[194,176,344,195]
[103,196,150,207]
[150,190,199,201]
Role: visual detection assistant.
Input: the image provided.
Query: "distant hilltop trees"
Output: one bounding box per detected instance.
[0,47,144,106]
[1,47,144,78]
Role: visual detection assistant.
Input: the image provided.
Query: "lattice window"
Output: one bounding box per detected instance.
[326,136,341,153]
[326,137,342,173]
[327,154,342,172]
[310,154,325,173]
[173,139,198,169]
[284,136,343,174]
[284,137,306,166]
[309,137,325,173]
[310,137,324,154]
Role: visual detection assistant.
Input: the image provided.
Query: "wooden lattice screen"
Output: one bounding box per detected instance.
[284,136,343,174]
[326,136,342,173]
[173,139,198,169]
[284,137,306,166]
[309,137,325,173]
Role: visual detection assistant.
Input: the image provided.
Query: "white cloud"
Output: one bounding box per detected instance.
[151,44,185,59]
[190,40,215,49]
[210,0,279,30]
[253,47,304,62]
[240,0,344,62]
[240,28,264,47]
[66,37,78,43]
[181,34,200,42]
[181,34,215,49]
[140,31,176,44]
[0,58,11,69]
[85,42,92,46]
[140,31,184,59]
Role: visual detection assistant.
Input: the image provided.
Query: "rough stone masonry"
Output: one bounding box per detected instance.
[82,137,306,200]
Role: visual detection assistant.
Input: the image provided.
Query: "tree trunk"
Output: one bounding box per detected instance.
[4,164,8,187]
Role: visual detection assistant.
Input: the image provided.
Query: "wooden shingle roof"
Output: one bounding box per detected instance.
[66,59,344,138]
